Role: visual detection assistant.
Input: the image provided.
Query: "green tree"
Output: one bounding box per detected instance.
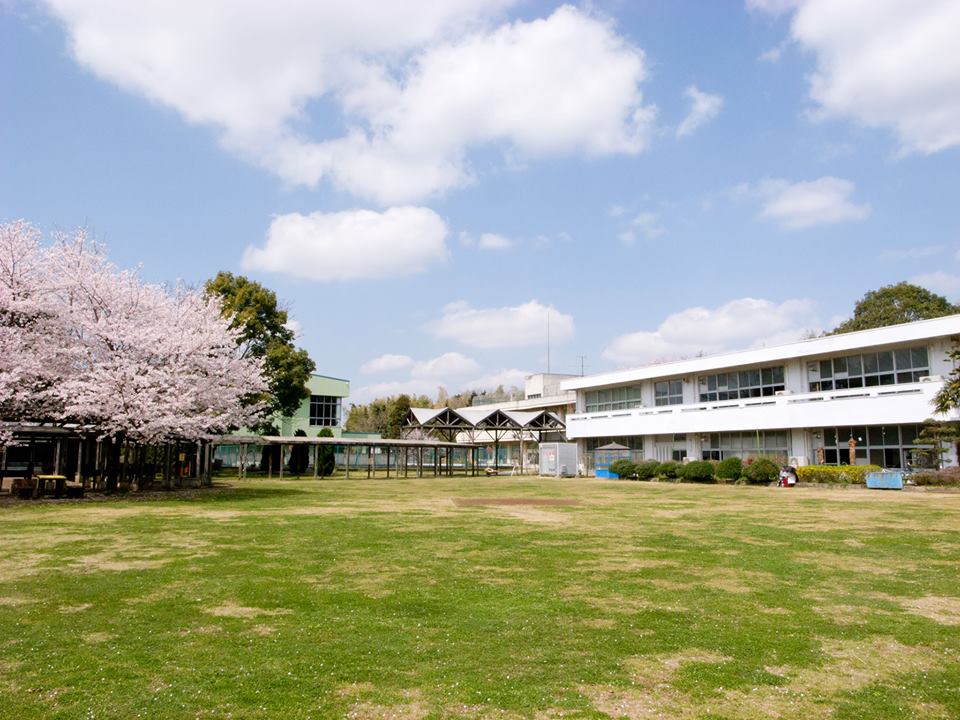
[832,282,957,334]
[346,394,432,437]
[385,394,412,439]
[912,420,960,469]
[288,429,310,475]
[205,272,315,429]
[316,427,336,477]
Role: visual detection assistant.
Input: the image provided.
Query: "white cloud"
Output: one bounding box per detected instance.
[462,368,530,391]
[632,212,665,239]
[351,355,521,404]
[910,272,960,298]
[477,233,513,250]
[608,204,627,217]
[745,0,800,14]
[603,297,819,366]
[879,245,943,261]
[242,206,448,281]
[742,176,870,230]
[676,86,723,137]
[283,319,302,338]
[349,379,441,406]
[360,353,413,374]
[43,3,656,203]
[410,352,480,378]
[430,300,575,349]
[752,0,960,155]
[618,211,664,246]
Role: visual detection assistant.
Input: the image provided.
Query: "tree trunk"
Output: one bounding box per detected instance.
[104,435,123,493]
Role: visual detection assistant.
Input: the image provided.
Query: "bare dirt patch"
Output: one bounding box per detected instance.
[58,603,92,613]
[484,506,571,525]
[583,618,617,629]
[812,603,875,625]
[583,636,941,720]
[0,552,49,582]
[700,567,775,594]
[901,595,960,625]
[453,497,580,507]
[562,583,686,614]
[0,595,31,607]
[346,689,429,720]
[177,625,222,637]
[794,551,903,577]
[305,557,424,598]
[248,624,276,636]
[70,556,170,573]
[576,556,679,574]
[583,650,732,720]
[206,602,292,619]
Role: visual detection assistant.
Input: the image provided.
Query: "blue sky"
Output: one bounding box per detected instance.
[2,0,959,403]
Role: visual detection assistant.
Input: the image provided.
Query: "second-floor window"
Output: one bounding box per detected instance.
[309,395,342,426]
[698,366,785,402]
[584,385,642,412]
[654,380,683,406]
[807,346,928,392]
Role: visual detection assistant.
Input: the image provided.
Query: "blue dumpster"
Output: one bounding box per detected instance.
[866,471,903,490]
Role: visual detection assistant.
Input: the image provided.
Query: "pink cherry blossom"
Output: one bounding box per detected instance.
[1,221,267,444]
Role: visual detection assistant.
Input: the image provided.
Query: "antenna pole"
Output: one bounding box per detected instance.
[546,309,551,374]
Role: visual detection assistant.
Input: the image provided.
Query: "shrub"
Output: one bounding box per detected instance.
[795,464,882,484]
[288,429,310,475]
[316,427,336,477]
[742,457,779,485]
[715,457,743,481]
[681,460,715,483]
[635,461,660,480]
[657,461,681,479]
[910,467,960,486]
[607,459,637,479]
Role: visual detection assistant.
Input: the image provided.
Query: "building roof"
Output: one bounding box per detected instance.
[562,313,960,391]
[310,372,351,383]
[405,407,565,432]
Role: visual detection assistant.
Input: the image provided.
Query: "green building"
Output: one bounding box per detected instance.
[277,374,351,437]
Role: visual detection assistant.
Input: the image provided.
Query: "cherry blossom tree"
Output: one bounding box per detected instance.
[0,221,71,443]
[1,221,268,461]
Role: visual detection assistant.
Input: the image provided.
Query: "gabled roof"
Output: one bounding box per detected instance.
[405,406,566,432]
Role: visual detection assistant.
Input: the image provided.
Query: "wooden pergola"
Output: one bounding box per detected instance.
[0,422,218,495]
[402,407,566,473]
[211,434,482,479]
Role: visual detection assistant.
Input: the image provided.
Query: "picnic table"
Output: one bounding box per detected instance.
[10,474,80,499]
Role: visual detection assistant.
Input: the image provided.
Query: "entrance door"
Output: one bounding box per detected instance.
[655,442,672,462]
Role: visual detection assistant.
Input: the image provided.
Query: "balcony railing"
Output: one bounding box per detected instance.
[568,381,940,428]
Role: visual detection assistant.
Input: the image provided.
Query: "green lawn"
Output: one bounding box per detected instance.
[1,478,959,719]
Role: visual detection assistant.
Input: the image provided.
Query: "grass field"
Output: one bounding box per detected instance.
[1,477,959,719]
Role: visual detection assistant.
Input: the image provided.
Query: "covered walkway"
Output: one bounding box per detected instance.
[212,435,482,478]
[403,407,565,473]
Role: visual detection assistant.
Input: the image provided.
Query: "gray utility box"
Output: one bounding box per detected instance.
[539,442,578,477]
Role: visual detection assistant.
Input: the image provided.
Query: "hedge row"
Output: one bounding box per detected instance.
[605,459,905,485]
[795,464,882,484]
[910,467,960,486]
[604,458,778,484]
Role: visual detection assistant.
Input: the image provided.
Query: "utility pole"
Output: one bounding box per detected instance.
[578,355,587,376]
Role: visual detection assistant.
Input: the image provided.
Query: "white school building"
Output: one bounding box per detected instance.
[561,315,960,469]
